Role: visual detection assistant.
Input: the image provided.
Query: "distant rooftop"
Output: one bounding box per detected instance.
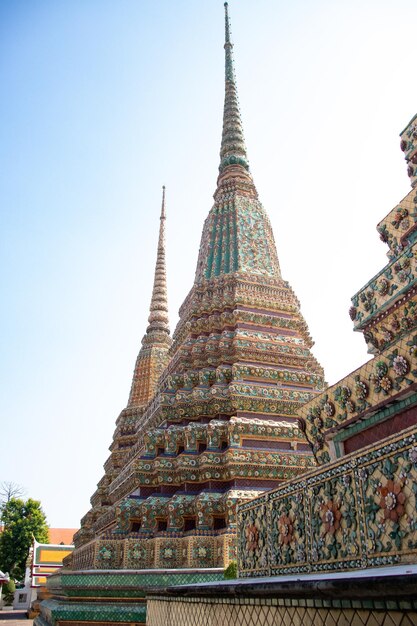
[48,528,77,545]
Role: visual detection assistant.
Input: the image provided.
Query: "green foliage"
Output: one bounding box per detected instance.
[1,578,15,605]
[224,561,237,579]
[0,498,49,582]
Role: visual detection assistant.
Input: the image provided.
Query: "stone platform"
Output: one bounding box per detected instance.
[35,568,223,626]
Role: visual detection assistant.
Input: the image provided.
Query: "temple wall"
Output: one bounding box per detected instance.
[237,423,417,578]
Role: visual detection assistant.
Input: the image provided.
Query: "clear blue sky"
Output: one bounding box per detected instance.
[1,0,417,528]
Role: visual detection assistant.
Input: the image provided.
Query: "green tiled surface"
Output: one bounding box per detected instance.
[38,599,146,625]
[65,587,146,598]
[56,569,224,594]
[39,569,225,625]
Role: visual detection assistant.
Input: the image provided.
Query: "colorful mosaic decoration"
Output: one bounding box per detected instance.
[238,424,417,576]
[69,2,325,577]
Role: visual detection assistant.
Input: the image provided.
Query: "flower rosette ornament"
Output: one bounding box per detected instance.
[277,513,294,546]
[163,547,174,559]
[408,447,417,464]
[197,546,208,558]
[355,379,368,400]
[378,278,390,296]
[320,500,342,535]
[372,360,393,395]
[307,405,323,435]
[391,207,408,230]
[349,306,357,321]
[401,218,410,231]
[98,546,112,561]
[378,224,390,244]
[392,355,409,377]
[378,479,406,523]
[379,376,392,393]
[397,269,408,283]
[323,401,335,417]
[131,544,146,562]
[381,329,394,344]
[245,523,259,552]
[334,384,352,411]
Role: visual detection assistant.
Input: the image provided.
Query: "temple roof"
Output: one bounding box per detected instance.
[48,528,77,545]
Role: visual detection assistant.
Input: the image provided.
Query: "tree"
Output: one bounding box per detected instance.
[1,578,15,606]
[0,482,26,506]
[0,498,49,581]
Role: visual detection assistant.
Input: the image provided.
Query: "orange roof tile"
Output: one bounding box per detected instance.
[48,528,77,545]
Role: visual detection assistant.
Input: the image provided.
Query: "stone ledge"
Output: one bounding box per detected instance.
[146,564,417,603]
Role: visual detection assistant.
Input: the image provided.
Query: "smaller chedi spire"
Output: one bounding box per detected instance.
[145,186,170,340]
[219,2,250,175]
[127,187,171,408]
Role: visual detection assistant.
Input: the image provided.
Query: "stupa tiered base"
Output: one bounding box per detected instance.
[35,568,224,626]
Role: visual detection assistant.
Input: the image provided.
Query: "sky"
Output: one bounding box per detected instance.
[1,0,417,529]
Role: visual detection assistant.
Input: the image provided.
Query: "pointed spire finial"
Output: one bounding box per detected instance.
[145,186,170,339]
[224,2,231,46]
[219,1,250,175]
[161,185,166,219]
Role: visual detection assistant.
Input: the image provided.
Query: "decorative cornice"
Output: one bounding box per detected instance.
[298,331,417,464]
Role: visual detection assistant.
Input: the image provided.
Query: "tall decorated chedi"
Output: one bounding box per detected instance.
[71,3,325,573]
